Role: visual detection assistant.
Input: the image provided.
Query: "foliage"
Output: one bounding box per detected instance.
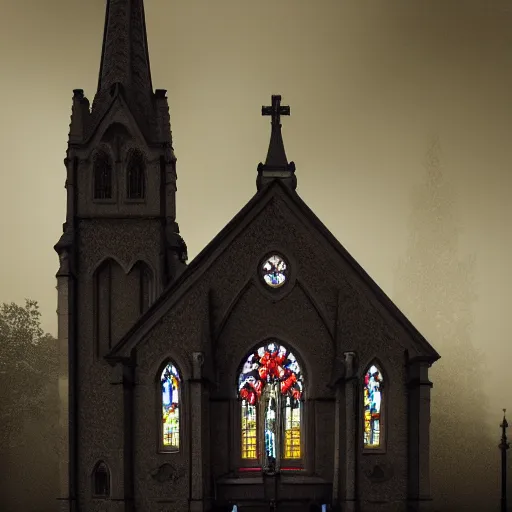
[0,300,57,445]
[0,299,58,511]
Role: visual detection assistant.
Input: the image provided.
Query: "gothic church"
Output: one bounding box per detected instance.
[54,1,440,511]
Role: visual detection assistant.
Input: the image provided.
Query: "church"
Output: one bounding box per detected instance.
[54,1,440,511]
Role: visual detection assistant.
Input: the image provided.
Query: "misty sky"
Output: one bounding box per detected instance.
[0,0,511,432]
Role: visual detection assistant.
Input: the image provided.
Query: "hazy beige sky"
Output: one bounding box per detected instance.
[1,0,511,459]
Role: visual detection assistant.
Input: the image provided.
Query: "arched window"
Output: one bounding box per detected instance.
[238,341,304,471]
[126,150,145,199]
[93,151,113,199]
[92,461,110,498]
[363,363,384,449]
[160,362,181,451]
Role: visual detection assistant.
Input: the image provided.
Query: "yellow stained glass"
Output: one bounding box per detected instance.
[241,401,257,459]
[363,364,382,447]
[283,400,301,459]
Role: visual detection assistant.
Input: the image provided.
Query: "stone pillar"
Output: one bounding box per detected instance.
[407,356,433,512]
[331,385,344,505]
[330,355,346,506]
[56,264,70,512]
[55,154,78,512]
[189,352,210,512]
[342,352,358,512]
[123,360,135,512]
[56,250,77,512]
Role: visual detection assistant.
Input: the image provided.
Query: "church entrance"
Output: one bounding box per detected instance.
[215,471,332,512]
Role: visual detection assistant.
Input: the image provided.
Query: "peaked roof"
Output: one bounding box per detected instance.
[106,179,440,364]
[88,0,156,141]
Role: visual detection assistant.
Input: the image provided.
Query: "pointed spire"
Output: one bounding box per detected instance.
[90,0,155,139]
[97,0,153,95]
[257,95,296,191]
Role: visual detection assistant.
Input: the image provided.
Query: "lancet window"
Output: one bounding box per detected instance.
[92,461,110,498]
[160,362,181,451]
[93,151,113,200]
[363,363,384,448]
[126,150,145,199]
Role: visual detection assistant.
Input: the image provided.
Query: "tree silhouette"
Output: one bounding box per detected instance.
[394,138,498,510]
[0,299,58,512]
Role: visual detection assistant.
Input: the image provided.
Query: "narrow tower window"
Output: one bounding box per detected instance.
[93,151,113,199]
[161,362,181,451]
[363,363,384,448]
[126,150,145,199]
[92,461,110,498]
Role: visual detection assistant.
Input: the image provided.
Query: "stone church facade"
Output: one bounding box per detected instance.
[54,1,440,511]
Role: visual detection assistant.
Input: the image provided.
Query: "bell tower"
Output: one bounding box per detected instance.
[54,1,186,509]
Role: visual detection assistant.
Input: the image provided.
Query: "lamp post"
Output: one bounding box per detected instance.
[499,409,509,512]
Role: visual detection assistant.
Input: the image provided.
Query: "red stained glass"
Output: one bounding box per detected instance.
[238,342,303,406]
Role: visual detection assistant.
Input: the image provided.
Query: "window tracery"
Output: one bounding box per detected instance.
[260,255,288,288]
[238,342,303,469]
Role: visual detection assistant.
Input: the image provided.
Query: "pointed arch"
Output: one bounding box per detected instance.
[362,359,387,450]
[93,150,113,199]
[128,260,155,314]
[237,340,305,470]
[158,359,182,452]
[93,257,124,356]
[92,460,110,498]
[126,149,146,199]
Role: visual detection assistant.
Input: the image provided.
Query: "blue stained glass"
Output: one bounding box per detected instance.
[262,255,287,288]
[161,363,180,449]
[363,364,383,447]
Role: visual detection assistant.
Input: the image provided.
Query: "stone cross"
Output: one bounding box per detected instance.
[262,95,290,126]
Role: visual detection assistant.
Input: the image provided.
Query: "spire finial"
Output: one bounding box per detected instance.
[257,94,296,191]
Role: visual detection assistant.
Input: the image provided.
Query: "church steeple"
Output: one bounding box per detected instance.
[257,95,297,191]
[89,0,157,141]
[97,0,153,94]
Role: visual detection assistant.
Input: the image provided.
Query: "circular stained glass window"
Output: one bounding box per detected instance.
[261,254,288,288]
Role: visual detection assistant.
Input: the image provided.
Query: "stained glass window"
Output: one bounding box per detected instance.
[261,255,288,288]
[363,364,383,448]
[161,362,181,450]
[238,342,303,467]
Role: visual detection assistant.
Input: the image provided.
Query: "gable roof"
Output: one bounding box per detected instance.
[106,179,440,364]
